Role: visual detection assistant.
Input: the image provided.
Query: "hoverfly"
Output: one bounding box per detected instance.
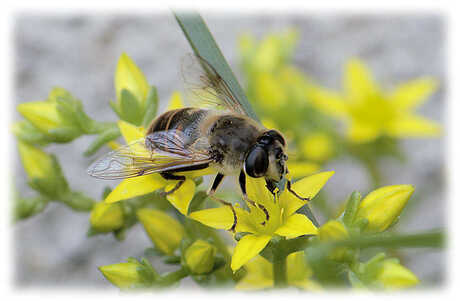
[87,54,308,231]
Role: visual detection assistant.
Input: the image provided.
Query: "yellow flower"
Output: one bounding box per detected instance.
[184,240,217,274]
[17,141,55,180]
[355,185,414,233]
[190,171,334,271]
[308,58,441,143]
[99,261,143,289]
[235,251,320,290]
[376,259,419,289]
[115,52,149,108]
[104,116,213,215]
[90,202,124,232]
[137,208,184,255]
[300,132,334,162]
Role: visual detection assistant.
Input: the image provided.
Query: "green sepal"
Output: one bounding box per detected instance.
[47,127,81,142]
[109,100,121,118]
[119,89,143,125]
[342,191,362,227]
[141,86,159,128]
[12,120,52,146]
[27,155,70,199]
[13,195,49,221]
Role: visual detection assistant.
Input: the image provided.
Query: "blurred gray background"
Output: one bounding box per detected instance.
[13,13,445,288]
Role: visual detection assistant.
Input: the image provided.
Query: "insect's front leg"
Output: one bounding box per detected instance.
[208,173,237,232]
[285,169,310,202]
[239,171,269,224]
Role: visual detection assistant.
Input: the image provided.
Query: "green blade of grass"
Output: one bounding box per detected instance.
[173,11,259,122]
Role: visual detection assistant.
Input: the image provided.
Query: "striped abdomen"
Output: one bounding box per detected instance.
[146,108,209,147]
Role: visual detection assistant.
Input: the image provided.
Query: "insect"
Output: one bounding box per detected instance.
[87,54,308,231]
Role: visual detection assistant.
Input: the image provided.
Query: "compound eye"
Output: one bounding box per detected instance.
[245,146,269,178]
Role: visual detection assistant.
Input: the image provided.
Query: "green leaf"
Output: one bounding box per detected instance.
[119,89,144,125]
[174,11,259,122]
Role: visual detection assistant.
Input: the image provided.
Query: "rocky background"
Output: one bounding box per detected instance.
[13,13,445,288]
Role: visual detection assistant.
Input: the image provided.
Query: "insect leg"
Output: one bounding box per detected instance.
[208,173,237,232]
[286,179,310,202]
[239,171,269,224]
[160,172,186,196]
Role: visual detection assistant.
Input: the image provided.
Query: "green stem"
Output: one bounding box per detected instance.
[272,247,287,288]
[159,267,189,286]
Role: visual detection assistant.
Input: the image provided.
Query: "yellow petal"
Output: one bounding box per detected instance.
[235,207,258,234]
[280,171,334,217]
[377,260,419,289]
[137,208,184,255]
[165,179,195,215]
[167,91,184,111]
[389,78,438,111]
[118,120,145,143]
[235,255,274,290]
[189,206,235,230]
[344,58,380,101]
[90,202,124,232]
[347,120,381,143]
[115,52,149,106]
[231,234,271,271]
[245,176,274,207]
[305,83,348,118]
[386,114,441,137]
[287,161,320,179]
[105,174,167,203]
[275,214,317,239]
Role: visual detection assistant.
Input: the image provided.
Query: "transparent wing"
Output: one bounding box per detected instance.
[181,53,249,116]
[87,130,213,180]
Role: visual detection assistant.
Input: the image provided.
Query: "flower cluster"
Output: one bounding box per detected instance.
[13,30,442,291]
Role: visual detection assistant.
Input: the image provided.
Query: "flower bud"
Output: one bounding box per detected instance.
[17,100,61,133]
[17,141,54,180]
[185,240,217,274]
[17,141,69,199]
[90,202,124,232]
[99,261,142,289]
[136,208,184,255]
[376,259,419,289]
[355,185,414,232]
[319,220,349,261]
